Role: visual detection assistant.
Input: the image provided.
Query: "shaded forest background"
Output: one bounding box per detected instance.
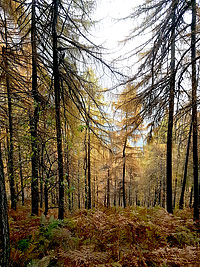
[0,0,200,266]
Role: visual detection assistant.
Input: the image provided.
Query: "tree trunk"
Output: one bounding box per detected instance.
[30,0,39,215]
[114,177,116,207]
[52,0,65,220]
[179,122,192,209]
[66,127,71,212]
[62,79,71,212]
[162,173,166,208]
[0,142,10,267]
[189,186,193,208]
[118,186,121,207]
[104,186,107,207]
[77,160,81,209]
[191,0,199,220]
[40,144,45,209]
[173,177,177,208]
[128,168,132,206]
[166,0,176,214]
[158,179,161,206]
[93,174,96,208]
[2,39,16,210]
[107,169,110,208]
[18,145,24,206]
[96,175,99,204]
[87,110,91,209]
[84,129,88,209]
[122,137,127,208]
[154,186,157,207]
[87,126,91,209]
[44,177,48,216]
[72,183,74,211]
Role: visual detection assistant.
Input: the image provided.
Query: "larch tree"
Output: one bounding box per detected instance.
[0,141,10,267]
[52,0,65,220]
[166,0,177,214]
[30,0,40,216]
[2,22,16,210]
[191,0,199,220]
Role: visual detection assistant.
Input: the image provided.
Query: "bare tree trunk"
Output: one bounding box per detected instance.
[166,0,176,214]
[30,0,39,215]
[18,145,24,206]
[173,177,177,208]
[107,169,110,208]
[52,0,64,220]
[162,173,166,209]
[84,129,88,209]
[179,122,192,209]
[44,174,49,216]
[103,186,106,207]
[114,176,117,206]
[0,141,10,267]
[122,137,127,208]
[189,186,193,208]
[40,144,45,208]
[96,175,99,204]
[118,187,121,207]
[66,129,71,212]
[93,174,96,207]
[191,0,199,220]
[77,160,81,209]
[87,109,91,209]
[128,168,132,206]
[71,180,74,210]
[154,186,157,207]
[2,21,16,210]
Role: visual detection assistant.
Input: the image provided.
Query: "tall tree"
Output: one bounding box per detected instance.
[2,25,16,210]
[52,0,64,220]
[179,121,192,209]
[30,0,39,216]
[166,0,177,214]
[87,109,92,209]
[0,139,10,267]
[122,136,127,208]
[191,0,199,220]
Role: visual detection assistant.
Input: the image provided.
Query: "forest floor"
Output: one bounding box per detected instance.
[9,205,200,267]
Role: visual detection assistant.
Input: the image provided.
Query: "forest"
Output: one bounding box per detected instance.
[0,0,200,266]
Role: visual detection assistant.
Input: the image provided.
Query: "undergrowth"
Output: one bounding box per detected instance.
[9,206,200,267]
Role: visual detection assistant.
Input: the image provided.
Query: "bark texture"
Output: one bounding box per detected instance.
[179,122,192,209]
[166,0,177,214]
[3,44,16,210]
[191,0,199,220]
[0,147,10,267]
[52,0,65,220]
[30,0,39,215]
[122,137,127,208]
